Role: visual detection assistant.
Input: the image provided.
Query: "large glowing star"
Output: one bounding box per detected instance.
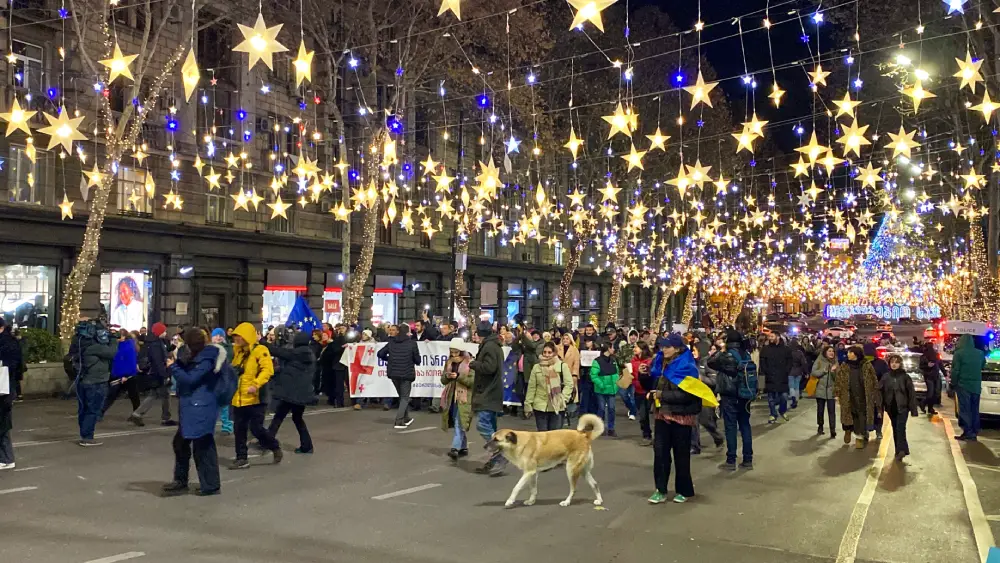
[886,126,920,158]
[233,13,288,71]
[602,102,633,139]
[901,81,935,113]
[181,49,200,102]
[567,0,617,32]
[38,106,87,151]
[268,195,291,219]
[954,51,984,93]
[99,42,139,83]
[683,71,718,109]
[646,127,669,151]
[292,41,314,87]
[58,194,74,220]
[564,128,584,160]
[621,144,646,171]
[438,0,461,19]
[836,120,871,158]
[0,97,36,137]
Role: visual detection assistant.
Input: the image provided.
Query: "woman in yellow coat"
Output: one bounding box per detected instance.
[229,322,282,469]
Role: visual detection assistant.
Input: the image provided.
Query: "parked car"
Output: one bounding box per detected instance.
[876,321,893,332]
[871,331,895,343]
[824,326,853,339]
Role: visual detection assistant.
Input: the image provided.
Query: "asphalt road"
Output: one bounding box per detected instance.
[0,394,994,563]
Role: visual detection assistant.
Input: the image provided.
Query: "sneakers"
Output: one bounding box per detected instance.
[648,491,667,504]
[739,461,754,470]
[639,438,653,447]
[790,401,798,410]
[768,416,777,424]
[78,439,103,447]
[458,448,468,457]
[831,432,837,440]
[127,414,145,427]
[353,404,361,411]
[606,430,618,438]
[628,414,636,421]
[161,481,188,495]
[272,448,283,464]
[229,459,250,470]
[672,494,688,504]
[780,413,789,422]
[195,488,220,496]
[393,418,415,429]
[955,435,977,442]
[488,457,508,476]
[161,419,178,427]
[0,462,15,470]
[817,426,825,435]
[719,461,737,471]
[382,403,391,411]
[294,448,313,454]
[875,431,883,440]
[447,448,460,460]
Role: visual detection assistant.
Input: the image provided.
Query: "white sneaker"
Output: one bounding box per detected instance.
[0,463,14,470]
[628,414,636,421]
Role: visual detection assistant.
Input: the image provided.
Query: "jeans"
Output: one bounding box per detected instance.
[77,382,108,440]
[596,394,616,432]
[476,410,506,470]
[635,392,652,439]
[720,396,752,464]
[887,405,910,455]
[653,419,694,497]
[0,430,13,464]
[788,376,802,404]
[578,377,596,415]
[219,405,233,433]
[172,431,220,493]
[392,379,412,424]
[618,386,637,417]
[534,411,561,431]
[450,404,467,450]
[103,377,140,414]
[329,368,346,407]
[691,406,724,453]
[133,384,172,422]
[816,398,836,431]
[233,404,280,460]
[923,374,942,410]
[767,392,788,418]
[268,401,312,452]
[956,388,981,438]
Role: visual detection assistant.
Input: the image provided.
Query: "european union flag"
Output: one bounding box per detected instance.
[285,296,319,333]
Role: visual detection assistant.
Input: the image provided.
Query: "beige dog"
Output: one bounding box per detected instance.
[491,413,605,508]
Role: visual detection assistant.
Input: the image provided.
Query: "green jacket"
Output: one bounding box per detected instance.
[590,357,619,396]
[80,340,119,385]
[524,360,575,413]
[951,335,986,393]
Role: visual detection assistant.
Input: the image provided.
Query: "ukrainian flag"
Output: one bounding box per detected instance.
[661,348,719,408]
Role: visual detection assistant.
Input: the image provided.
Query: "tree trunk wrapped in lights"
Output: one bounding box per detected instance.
[722,293,747,327]
[654,288,670,330]
[453,236,471,323]
[556,237,586,324]
[680,281,697,327]
[604,235,628,326]
[342,130,387,326]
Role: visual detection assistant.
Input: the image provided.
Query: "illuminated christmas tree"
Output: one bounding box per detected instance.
[957,224,1000,323]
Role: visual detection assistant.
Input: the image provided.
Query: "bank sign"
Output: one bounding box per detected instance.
[824,304,941,320]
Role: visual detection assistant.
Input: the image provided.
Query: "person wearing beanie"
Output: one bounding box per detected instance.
[469,321,507,475]
[128,321,176,427]
[211,329,234,434]
[707,329,755,471]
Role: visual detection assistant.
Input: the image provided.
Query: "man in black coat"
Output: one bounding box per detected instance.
[0,318,22,468]
[266,331,316,453]
[469,321,506,475]
[759,332,792,423]
[321,325,348,407]
[377,323,421,429]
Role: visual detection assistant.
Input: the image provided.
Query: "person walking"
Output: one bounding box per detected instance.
[211,329,234,434]
[810,345,839,439]
[512,328,541,418]
[952,334,986,441]
[834,346,880,449]
[229,322,282,469]
[377,323,421,429]
[524,341,574,431]
[648,334,701,504]
[880,353,919,462]
[76,322,118,446]
[470,321,507,475]
[577,337,598,416]
[557,332,581,428]
[103,330,141,416]
[441,338,475,460]
[162,328,224,496]
[708,329,754,471]
[323,325,348,407]
[631,341,654,446]
[691,338,724,455]
[759,332,792,423]
[0,318,21,468]
[128,322,175,427]
[263,330,315,454]
[590,342,620,437]
[788,340,808,410]
[918,343,942,416]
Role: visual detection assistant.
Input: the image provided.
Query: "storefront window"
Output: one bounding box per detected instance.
[0,265,56,331]
[323,289,343,324]
[371,291,397,326]
[263,289,298,330]
[100,270,152,332]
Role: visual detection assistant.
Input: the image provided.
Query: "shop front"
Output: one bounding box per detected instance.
[371,274,403,327]
[506,281,523,326]
[100,269,154,332]
[479,280,499,325]
[323,273,344,325]
[0,264,57,331]
[263,269,307,331]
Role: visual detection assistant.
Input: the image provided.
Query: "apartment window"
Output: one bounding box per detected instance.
[117,167,151,214]
[420,232,432,249]
[377,222,393,245]
[8,40,42,92]
[483,232,497,257]
[205,191,229,224]
[554,240,564,266]
[8,145,42,204]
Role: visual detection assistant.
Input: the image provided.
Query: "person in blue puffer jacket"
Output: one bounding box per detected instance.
[103,331,141,417]
[162,328,224,496]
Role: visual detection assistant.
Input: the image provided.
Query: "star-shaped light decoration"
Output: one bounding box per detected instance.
[181,49,199,102]
[686,159,712,188]
[666,163,692,198]
[794,131,828,164]
[564,128,584,160]
[743,113,768,137]
[945,0,967,15]
[233,13,288,71]
[646,127,669,151]
[58,193,74,219]
[621,144,646,171]
[808,64,830,88]
[38,106,87,151]
[886,126,920,158]
[204,167,221,190]
[805,181,824,201]
[818,151,844,174]
[732,125,758,154]
[602,102,633,139]
[954,51,984,93]
[683,71,718,109]
[292,41,314,87]
[433,172,455,193]
[83,164,104,188]
[961,168,985,189]
[836,119,871,158]
[769,82,785,107]
[268,195,291,219]
[438,0,461,18]
[970,91,998,121]
[901,81,935,113]
[0,98,36,137]
[505,135,521,154]
[790,157,810,178]
[857,163,883,188]
[567,0,617,32]
[475,158,502,199]
[99,42,139,83]
[598,181,621,203]
[834,92,861,118]
[231,190,250,212]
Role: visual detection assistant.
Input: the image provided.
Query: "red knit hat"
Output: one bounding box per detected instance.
[151,322,167,337]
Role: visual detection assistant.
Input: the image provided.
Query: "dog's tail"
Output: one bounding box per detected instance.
[576,413,605,441]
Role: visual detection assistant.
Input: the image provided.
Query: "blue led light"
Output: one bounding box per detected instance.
[236,109,247,121]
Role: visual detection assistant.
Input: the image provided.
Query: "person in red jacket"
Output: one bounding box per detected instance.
[631,341,654,446]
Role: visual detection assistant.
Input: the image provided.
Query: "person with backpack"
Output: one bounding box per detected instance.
[264,331,316,454]
[128,322,175,427]
[707,329,756,471]
[162,328,226,496]
[524,341,575,431]
[76,322,118,446]
[229,322,282,469]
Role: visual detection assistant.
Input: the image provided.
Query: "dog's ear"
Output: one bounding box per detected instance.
[505,431,518,444]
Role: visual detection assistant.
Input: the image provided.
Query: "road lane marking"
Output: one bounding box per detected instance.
[398,426,436,434]
[835,420,892,563]
[968,463,1000,474]
[12,440,60,447]
[372,483,441,500]
[83,552,145,563]
[13,466,44,472]
[987,515,1000,522]
[0,486,38,495]
[943,415,995,563]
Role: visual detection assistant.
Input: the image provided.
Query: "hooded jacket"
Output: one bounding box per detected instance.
[470,333,504,413]
[267,331,317,406]
[171,343,225,439]
[759,340,792,393]
[377,333,421,381]
[880,367,918,416]
[810,354,838,400]
[80,337,118,386]
[230,322,274,407]
[951,334,986,394]
[111,339,138,379]
[142,333,169,388]
[590,354,619,396]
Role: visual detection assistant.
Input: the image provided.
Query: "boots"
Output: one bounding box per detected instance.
[844,430,852,445]
[817,425,824,435]
[855,438,866,450]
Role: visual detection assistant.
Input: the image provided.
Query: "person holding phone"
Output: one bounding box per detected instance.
[631,341,654,446]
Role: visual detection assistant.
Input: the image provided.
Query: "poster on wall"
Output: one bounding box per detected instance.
[110,272,147,331]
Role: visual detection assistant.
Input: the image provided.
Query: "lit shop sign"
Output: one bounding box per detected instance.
[827,238,850,250]
[824,304,941,320]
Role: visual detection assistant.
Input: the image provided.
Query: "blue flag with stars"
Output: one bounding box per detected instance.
[285,296,319,333]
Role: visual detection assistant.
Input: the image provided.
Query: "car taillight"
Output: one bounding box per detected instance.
[938,330,944,338]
